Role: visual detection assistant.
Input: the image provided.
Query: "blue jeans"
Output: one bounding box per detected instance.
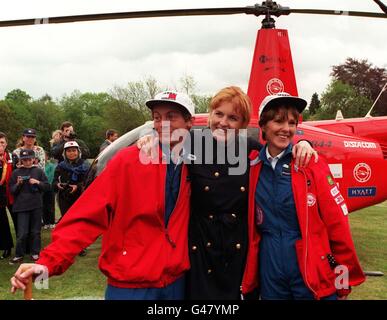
[15,208,42,257]
[105,276,185,300]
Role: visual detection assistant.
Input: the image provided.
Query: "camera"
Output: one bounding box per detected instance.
[60,182,72,190]
[67,131,77,140]
[20,175,31,181]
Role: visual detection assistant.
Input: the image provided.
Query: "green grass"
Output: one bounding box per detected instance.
[0,203,386,300]
[0,210,106,300]
[348,202,387,300]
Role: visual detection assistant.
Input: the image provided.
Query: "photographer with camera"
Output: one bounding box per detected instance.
[51,121,90,162]
[53,141,90,256]
[53,141,89,218]
[8,149,49,265]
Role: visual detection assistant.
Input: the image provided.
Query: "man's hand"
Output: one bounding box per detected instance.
[10,263,47,294]
[17,176,23,185]
[69,185,78,194]
[29,178,40,185]
[292,140,318,168]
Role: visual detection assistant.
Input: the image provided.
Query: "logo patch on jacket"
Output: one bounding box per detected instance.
[341,204,349,216]
[307,193,316,207]
[281,164,291,176]
[330,186,339,197]
[255,205,264,226]
[334,195,345,205]
[327,175,335,186]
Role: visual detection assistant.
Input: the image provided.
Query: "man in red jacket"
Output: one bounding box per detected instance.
[10,90,196,300]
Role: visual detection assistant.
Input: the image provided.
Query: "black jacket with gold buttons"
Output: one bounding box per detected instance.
[185,129,261,300]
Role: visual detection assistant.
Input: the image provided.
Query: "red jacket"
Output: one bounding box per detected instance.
[1,151,14,205]
[242,151,365,298]
[37,145,191,288]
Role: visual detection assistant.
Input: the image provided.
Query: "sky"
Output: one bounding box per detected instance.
[0,0,386,105]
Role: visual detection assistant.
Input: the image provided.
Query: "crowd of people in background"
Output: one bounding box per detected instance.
[0,123,119,264]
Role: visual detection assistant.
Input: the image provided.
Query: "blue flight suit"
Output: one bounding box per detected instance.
[255,144,336,300]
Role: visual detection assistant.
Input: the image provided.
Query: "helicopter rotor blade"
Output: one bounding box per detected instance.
[0,7,252,28]
[373,0,387,14]
[290,8,387,19]
[0,5,385,28]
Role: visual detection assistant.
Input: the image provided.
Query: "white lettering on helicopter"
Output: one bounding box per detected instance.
[343,141,377,149]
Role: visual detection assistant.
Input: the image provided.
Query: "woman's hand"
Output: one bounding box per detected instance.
[292,140,318,168]
[136,135,156,157]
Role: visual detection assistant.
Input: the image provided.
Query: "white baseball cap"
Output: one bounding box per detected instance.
[63,140,81,159]
[64,141,80,149]
[259,92,307,117]
[146,91,195,116]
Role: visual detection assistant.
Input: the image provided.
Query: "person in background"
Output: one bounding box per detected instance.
[9,149,49,264]
[51,121,90,162]
[0,132,14,259]
[49,130,62,150]
[53,141,89,218]
[243,93,365,300]
[53,141,90,256]
[11,91,195,300]
[42,151,57,230]
[99,129,119,153]
[13,128,45,171]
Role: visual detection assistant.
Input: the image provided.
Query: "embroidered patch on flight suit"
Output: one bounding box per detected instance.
[334,195,345,205]
[281,164,291,176]
[327,175,335,186]
[330,186,340,197]
[341,204,349,216]
[255,205,264,226]
[307,193,317,207]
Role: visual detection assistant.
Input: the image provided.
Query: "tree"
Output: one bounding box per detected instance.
[109,77,158,122]
[319,80,372,120]
[331,58,387,116]
[308,93,321,116]
[30,95,63,151]
[58,91,114,157]
[192,94,211,114]
[103,99,146,136]
[0,100,23,148]
[4,89,33,130]
[179,74,197,95]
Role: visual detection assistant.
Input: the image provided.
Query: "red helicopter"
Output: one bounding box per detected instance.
[1,0,386,213]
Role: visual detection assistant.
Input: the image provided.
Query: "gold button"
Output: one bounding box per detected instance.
[208,269,212,274]
[192,246,197,251]
[236,243,241,250]
[208,214,214,219]
[240,186,246,192]
[240,286,243,291]
[231,213,237,218]
[204,186,210,191]
[321,256,325,260]
[214,172,220,177]
[206,242,212,248]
